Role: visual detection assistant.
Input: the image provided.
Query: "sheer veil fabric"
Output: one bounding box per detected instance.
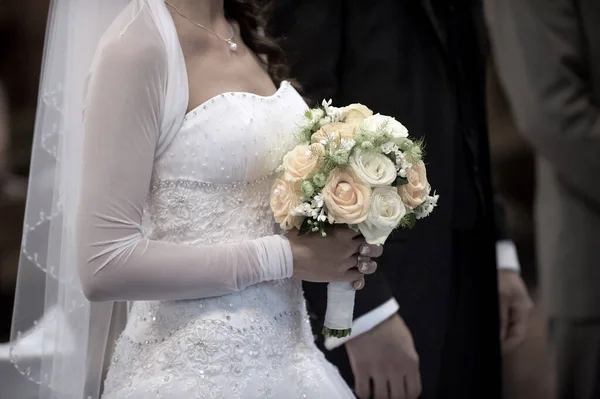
[10,1,190,397]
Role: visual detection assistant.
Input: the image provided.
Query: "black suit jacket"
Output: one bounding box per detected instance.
[270,0,498,319]
[269,1,502,395]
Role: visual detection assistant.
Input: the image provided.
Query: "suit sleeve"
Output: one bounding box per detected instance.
[269,0,397,326]
[485,0,600,209]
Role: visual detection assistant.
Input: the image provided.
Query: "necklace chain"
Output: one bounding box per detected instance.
[164,1,238,51]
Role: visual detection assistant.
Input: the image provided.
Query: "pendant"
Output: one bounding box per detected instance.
[227,40,238,52]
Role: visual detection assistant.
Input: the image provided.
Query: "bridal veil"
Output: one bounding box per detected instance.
[10,1,188,397]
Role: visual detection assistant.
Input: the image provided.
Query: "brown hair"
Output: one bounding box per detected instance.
[224,0,289,87]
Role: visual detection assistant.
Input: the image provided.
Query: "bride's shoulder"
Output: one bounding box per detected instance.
[92,2,167,74]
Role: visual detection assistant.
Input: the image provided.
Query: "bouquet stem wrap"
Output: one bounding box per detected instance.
[322,281,356,337]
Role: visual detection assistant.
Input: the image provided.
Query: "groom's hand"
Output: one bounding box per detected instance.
[498,270,533,354]
[345,314,421,399]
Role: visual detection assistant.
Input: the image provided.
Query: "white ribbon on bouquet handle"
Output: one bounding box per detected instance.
[324,282,356,335]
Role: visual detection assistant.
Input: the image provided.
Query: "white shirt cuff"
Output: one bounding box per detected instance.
[324,298,399,350]
[496,239,520,272]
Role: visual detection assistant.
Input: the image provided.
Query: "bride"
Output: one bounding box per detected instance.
[8,0,383,398]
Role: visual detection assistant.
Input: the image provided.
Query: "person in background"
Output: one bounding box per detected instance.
[269,1,533,398]
[485,1,600,398]
[487,60,554,399]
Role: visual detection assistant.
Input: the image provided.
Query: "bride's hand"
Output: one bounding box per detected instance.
[351,242,382,291]
[287,226,383,285]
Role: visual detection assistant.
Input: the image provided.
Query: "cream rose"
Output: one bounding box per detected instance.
[270,179,303,230]
[322,168,371,224]
[282,144,322,182]
[363,114,409,144]
[341,104,373,124]
[349,148,397,187]
[358,187,406,245]
[398,161,430,209]
[311,122,357,144]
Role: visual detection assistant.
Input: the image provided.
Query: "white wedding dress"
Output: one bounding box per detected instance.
[100,83,354,399]
[65,3,355,397]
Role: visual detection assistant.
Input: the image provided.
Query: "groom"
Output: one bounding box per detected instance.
[269,1,532,398]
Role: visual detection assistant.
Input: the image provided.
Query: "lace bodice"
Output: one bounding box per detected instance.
[155,84,298,184]
[146,82,299,245]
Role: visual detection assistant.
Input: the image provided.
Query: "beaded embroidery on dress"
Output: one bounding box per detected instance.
[100,82,355,399]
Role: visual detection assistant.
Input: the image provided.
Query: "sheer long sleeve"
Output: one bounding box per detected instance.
[76,23,292,303]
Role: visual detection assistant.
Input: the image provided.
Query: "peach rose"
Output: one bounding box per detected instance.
[398,161,430,209]
[341,103,373,124]
[282,144,322,182]
[270,179,303,230]
[311,122,357,144]
[322,168,372,224]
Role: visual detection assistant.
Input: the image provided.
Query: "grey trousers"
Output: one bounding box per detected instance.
[550,318,600,399]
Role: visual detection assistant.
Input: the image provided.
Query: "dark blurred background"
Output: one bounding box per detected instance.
[0,2,553,398]
[0,0,50,343]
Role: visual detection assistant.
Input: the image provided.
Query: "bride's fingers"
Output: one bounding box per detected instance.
[359,244,383,258]
[353,278,365,290]
[357,257,377,275]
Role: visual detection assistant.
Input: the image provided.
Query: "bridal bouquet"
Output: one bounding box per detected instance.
[270,100,439,338]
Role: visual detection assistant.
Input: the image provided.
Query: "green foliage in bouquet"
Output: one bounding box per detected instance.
[299,218,327,237]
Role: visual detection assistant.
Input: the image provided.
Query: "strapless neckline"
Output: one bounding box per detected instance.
[184,80,291,120]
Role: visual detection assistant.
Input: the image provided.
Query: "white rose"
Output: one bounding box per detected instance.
[358,187,406,245]
[349,148,397,187]
[362,114,388,132]
[387,119,409,144]
[363,114,409,145]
